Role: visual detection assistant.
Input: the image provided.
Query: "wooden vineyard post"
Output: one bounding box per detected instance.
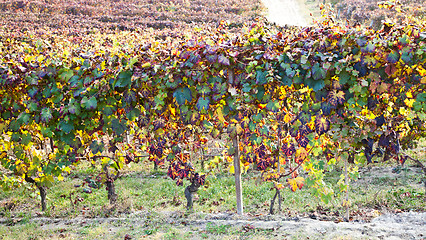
[277,124,282,212]
[344,153,350,221]
[200,148,205,171]
[233,135,243,215]
[270,123,282,215]
[228,68,243,215]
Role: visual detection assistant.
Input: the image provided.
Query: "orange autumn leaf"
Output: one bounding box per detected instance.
[258,103,267,109]
[287,177,305,192]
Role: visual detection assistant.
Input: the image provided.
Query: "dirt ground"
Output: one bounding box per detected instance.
[0,210,424,239]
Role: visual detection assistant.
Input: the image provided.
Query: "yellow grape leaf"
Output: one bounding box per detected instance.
[63,49,70,57]
[168,104,176,117]
[342,199,351,207]
[295,148,308,164]
[57,174,64,181]
[279,156,286,165]
[278,86,287,100]
[407,91,413,98]
[101,61,106,70]
[37,55,45,63]
[216,107,226,123]
[421,77,426,84]
[141,62,151,68]
[300,87,310,93]
[24,55,35,62]
[417,65,426,76]
[366,112,376,120]
[211,156,220,164]
[295,176,304,187]
[284,113,292,123]
[236,124,243,135]
[101,157,110,165]
[275,182,285,190]
[404,98,415,108]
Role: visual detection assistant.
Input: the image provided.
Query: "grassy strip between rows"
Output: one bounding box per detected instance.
[0,155,424,239]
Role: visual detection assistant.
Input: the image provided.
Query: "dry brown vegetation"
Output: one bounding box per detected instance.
[0,0,263,35]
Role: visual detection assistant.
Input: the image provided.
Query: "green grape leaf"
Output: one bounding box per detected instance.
[173,87,192,105]
[41,108,52,122]
[90,140,104,155]
[17,112,30,125]
[68,103,81,115]
[115,71,132,88]
[387,50,400,64]
[81,96,97,110]
[256,86,265,100]
[196,96,210,111]
[398,34,409,45]
[266,100,279,112]
[60,120,74,134]
[9,120,20,132]
[126,108,141,121]
[312,62,326,80]
[365,42,375,53]
[123,90,136,104]
[252,113,263,122]
[203,120,213,131]
[416,93,426,102]
[256,70,268,85]
[21,133,32,146]
[339,70,351,85]
[58,68,74,81]
[111,118,126,136]
[401,47,413,64]
[242,83,251,93]
[306,77,325,92]
[210,128,220,138]
[249,121,256,132]
[41,126,53,138]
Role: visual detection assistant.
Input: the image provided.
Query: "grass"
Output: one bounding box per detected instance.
[0,140,425,239]
[1,160,424,218]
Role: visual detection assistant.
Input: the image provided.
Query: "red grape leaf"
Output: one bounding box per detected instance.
[281,142,296,157]
[218,55,230,66]
[328,90,345,106]
[315,115,330,135]
[385,64,397,77]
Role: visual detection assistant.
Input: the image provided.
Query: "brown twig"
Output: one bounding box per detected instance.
[278,146,314,180]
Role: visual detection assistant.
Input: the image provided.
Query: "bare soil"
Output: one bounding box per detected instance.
[0,210,424,239]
